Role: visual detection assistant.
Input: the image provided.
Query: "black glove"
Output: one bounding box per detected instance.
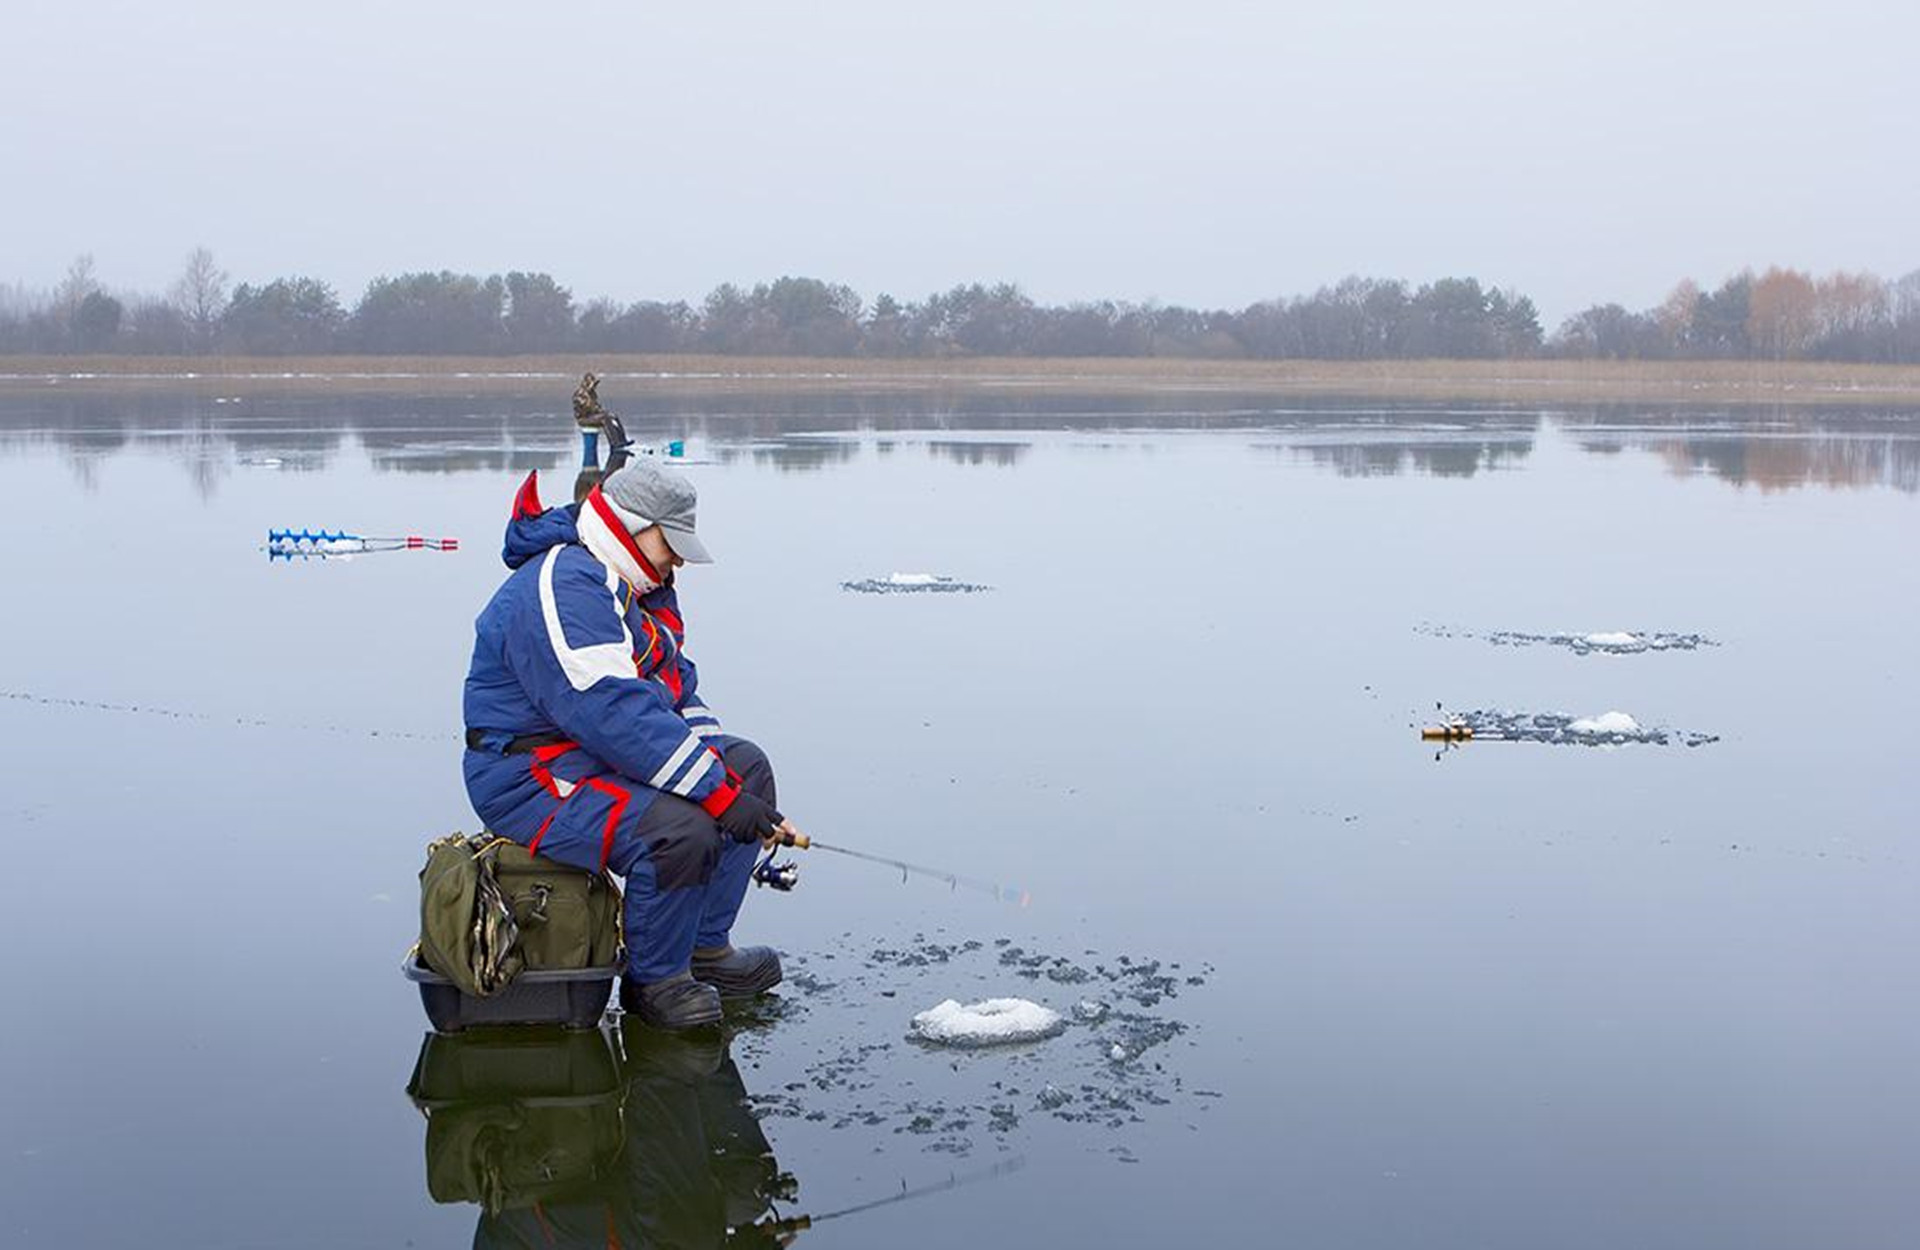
[716,791,784,844]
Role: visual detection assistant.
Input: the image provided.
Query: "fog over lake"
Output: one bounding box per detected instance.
[4,2,1916,318]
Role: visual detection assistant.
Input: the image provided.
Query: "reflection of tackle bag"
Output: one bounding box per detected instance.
[418,834,622,997]
[407,1030,625,1214]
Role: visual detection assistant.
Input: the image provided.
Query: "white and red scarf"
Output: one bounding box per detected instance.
[577,484,666,594]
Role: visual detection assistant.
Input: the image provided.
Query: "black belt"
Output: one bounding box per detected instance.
[466,728,574,755]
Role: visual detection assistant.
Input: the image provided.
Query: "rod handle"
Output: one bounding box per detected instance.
[781,831,811,849]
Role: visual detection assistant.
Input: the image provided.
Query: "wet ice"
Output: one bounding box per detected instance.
[735,931,1210,1157]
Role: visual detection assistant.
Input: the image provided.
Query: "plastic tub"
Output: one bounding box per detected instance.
[402,952,617,1032]
[405,1027,623,1105]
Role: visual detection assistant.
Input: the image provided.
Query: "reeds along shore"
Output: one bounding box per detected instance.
[6,356,1920,406]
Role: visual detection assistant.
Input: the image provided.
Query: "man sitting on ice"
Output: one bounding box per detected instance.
[462,459,792,1029]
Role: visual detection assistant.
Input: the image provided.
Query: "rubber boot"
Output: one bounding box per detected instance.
[620,970,722,1030]
[690,945,783,999]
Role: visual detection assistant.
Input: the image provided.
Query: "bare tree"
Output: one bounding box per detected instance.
[54,254,99,325]
[1814,271,1887,339]
[1889,270,1920,323]
[1654,279,1699,354]
[1747,267,1819,359]
[169,246,229,351]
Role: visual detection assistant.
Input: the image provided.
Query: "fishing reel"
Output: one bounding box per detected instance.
[752,849,800,892]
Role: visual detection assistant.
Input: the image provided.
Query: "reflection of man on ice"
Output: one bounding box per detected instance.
[459,1031,796,1249]
[461,451,796,1030]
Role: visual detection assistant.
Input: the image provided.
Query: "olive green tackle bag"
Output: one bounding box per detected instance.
[490,842,622,971]
[417,834,622,997]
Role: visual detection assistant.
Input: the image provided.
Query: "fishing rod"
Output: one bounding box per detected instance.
[754,830,1031,906]
[266,528,459,560]
[738,1157,1026,1239]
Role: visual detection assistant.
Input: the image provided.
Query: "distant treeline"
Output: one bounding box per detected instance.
[5,249,1919,363]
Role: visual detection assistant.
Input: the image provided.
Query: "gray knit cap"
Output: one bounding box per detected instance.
[600,460,713,563]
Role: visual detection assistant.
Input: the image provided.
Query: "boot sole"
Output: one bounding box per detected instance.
[632,1000,724,1030]
[692,960,783,1000]
[619,984,724,1030]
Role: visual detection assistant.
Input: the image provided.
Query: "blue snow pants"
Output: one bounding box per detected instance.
[463,735,773,983]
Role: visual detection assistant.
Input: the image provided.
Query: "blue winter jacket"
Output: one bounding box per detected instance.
[462,476,737,843]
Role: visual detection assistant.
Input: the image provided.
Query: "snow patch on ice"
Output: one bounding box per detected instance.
[1582,631,1640,648]
[888,572,940,586]
[910,998,1066,1047]
[1570,711,1640,735]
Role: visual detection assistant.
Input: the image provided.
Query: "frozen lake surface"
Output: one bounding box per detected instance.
[0,385,1915,1247]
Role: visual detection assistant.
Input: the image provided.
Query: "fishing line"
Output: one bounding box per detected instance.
[0,689,449,743]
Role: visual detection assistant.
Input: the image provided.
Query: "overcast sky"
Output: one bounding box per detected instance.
[4,0,1914,323]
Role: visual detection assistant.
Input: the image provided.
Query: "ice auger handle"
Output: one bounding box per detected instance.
[1420,724,1475,741]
